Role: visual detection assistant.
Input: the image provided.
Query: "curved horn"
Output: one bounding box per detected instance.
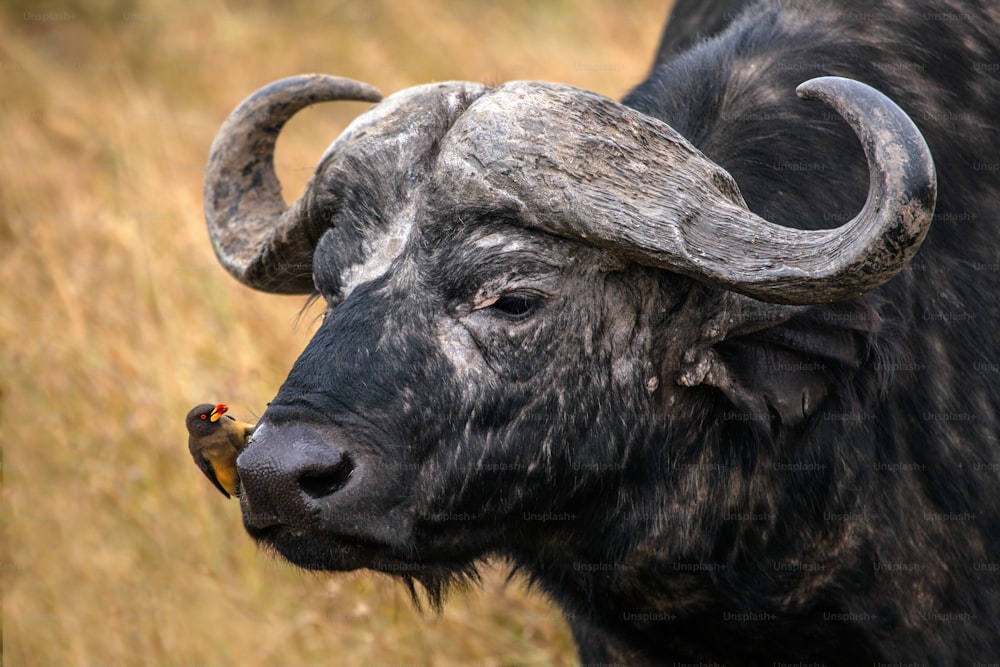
[204,75,382,294]
[438,76,936,305]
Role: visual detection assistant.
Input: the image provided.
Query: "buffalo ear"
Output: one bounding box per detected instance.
[675,293,888,426]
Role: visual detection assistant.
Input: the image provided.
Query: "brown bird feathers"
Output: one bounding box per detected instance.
[185,403,255,498]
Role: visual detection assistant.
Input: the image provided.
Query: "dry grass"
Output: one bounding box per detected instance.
[1,1,667,664]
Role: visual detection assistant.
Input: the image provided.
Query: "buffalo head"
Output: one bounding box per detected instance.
[203,74,935,595]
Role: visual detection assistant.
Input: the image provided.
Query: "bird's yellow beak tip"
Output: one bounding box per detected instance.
[210,403,228,422]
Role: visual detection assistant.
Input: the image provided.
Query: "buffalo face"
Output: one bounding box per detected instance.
[202,75,935,587]
[240,206,667,577]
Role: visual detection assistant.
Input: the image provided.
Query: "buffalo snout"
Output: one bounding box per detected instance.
[237,422,355,531]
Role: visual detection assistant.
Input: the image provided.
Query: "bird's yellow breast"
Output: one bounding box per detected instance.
[211,460,240,497]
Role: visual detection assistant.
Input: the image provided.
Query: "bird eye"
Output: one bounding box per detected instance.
[200,414,207,420]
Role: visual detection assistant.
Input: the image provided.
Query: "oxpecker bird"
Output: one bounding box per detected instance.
[185,403,255,498]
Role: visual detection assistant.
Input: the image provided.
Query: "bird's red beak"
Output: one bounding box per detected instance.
[210,404,229,422]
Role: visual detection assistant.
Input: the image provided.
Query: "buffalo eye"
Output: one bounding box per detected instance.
[489,293,540,321]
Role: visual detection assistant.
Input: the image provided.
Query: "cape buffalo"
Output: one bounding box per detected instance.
[201,1,1000,663]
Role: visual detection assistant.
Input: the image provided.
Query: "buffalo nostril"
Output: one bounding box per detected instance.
[298,453,355,499]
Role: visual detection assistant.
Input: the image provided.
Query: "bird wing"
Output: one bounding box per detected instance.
[191,449,232,498]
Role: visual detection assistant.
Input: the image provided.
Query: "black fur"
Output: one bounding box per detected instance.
[235,2,1000,663]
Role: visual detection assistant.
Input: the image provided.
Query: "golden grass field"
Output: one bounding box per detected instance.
[1,0,671,664]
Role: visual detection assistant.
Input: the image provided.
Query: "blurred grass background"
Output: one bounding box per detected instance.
[0,1,669,664]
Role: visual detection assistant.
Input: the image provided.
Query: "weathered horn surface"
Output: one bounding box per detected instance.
[205,75,490,295]
[436,76,936,305]
[204,75,382,293]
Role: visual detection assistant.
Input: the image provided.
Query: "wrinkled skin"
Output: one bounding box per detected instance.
[243,205,670,573]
